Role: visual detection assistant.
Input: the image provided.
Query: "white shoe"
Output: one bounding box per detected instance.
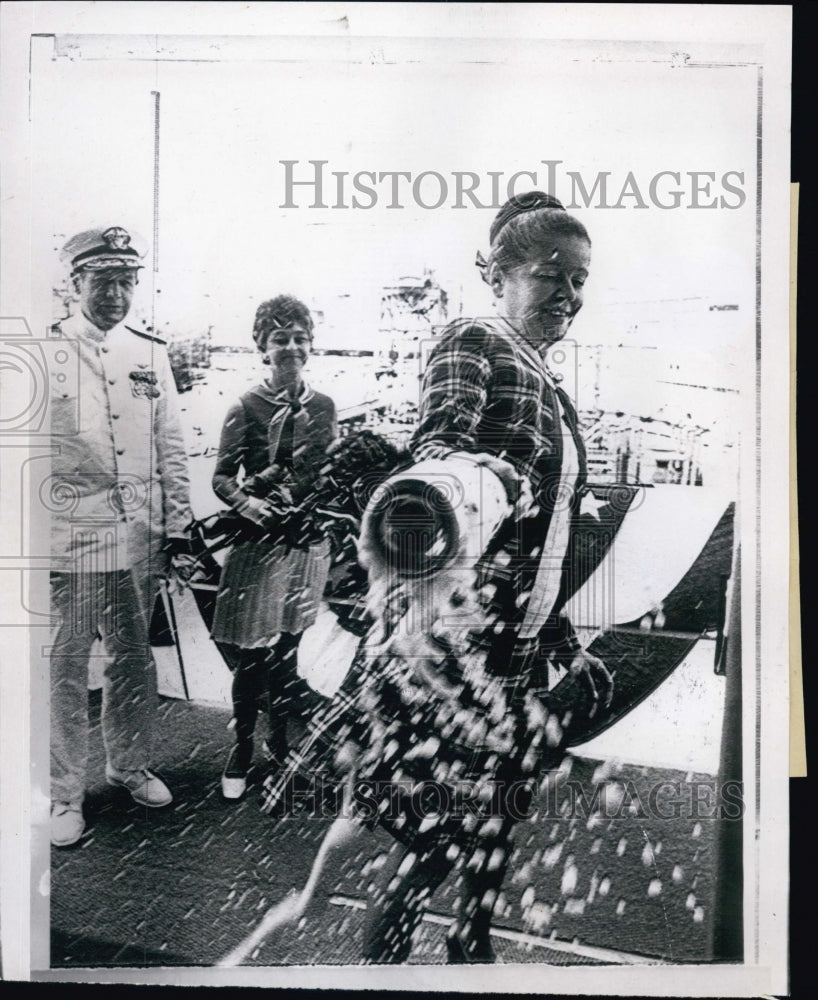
[106,766,173,808]
[51,801,85,847]
[221,774,247,800]
[221,744,249,800]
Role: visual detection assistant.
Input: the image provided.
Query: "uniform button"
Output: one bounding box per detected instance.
[111,413,119,420]
[108,379,116,386]
[116,448,125,456]
[101,346,109,354]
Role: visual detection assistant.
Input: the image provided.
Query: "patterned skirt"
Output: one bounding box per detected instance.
[211,537,331,647]
[260,506,566,851]
[260,618,562,854]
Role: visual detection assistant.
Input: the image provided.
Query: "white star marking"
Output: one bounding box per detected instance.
[580,491,609,521]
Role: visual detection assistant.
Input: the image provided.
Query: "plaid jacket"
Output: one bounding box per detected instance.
[411,316,587,661]
[410,317,586,505]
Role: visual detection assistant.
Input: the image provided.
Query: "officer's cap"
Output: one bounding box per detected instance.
[61,226,147,276]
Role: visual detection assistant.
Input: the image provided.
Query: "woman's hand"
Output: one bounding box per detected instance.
[449,451,516,501]
[265,482,294,509]
[244,465,297,503]
[238,495,275,527]
[567,648,614,716]
[452,450,535,516]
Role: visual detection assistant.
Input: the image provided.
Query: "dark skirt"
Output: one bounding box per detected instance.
[211,537,330,646]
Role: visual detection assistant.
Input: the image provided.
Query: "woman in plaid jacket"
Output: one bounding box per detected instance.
[358,192,614,963]
[258,194,613,965]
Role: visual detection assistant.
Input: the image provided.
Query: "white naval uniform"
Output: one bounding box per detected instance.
[49,310,192,804]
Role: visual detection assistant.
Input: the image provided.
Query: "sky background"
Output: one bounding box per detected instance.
[30,31,758,426]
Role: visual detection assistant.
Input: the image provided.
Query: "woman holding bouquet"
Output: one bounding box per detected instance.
[211,296,337,799]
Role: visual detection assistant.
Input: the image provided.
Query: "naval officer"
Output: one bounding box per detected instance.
[49,225,193,847]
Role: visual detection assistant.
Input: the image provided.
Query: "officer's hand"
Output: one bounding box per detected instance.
[167,553,198,593]
[568,648,614,717]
